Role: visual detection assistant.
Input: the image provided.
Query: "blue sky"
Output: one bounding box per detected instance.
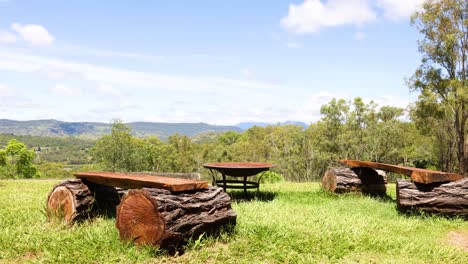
[0,0,426,125]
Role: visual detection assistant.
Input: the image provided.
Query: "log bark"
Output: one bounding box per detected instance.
[115,186,236,250]
[322,167,387,196]
[396,178,468,218]
[46,178,126,224]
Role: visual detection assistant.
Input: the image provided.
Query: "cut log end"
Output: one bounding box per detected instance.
[116,190,165,246]
[322,169,337,192]
[47,186,76,223]
[46,179,126,224]
[115,187,237,250]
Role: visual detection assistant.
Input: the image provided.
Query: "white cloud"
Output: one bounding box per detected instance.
[55,44,163,60]
[281,0,426,35]
[11,23,55,46]
[281,0,376,34]
[285,41,304,48]
[241,68,253,77]
[354,31,366,41]
[0,83,13,97]
[51,84,80,97]
[0,30,17,43]
[96,83,124,97]
[0,50,281,94]
[0,83,44,110]
[376,0,425,20]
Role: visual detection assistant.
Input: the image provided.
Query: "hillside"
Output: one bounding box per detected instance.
[236,121,308,130]
[0,119,242,139]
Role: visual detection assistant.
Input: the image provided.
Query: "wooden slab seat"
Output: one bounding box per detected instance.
[74,171,209,192]
[340,160,464,184]
[46,172,236,251]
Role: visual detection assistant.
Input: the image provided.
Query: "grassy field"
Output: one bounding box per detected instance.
[0,180,466,263]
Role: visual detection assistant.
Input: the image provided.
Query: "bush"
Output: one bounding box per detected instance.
[37,162,73,178]
[259,171,285,184]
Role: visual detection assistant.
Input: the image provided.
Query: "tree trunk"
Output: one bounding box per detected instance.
[46,179,126,224]
[115,187,236,251]
[396,178,468,218]
[322,167,387,196]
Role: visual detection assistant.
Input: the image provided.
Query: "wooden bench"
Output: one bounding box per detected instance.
[74,171,207,191]
[46,172,236,249]
[339,160,463,184]
[336,160,467,218]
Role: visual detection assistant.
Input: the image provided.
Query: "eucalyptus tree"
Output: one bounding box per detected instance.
[409,0,467,175]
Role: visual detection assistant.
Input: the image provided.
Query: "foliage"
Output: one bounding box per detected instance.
[36,162,73,179]
[85,97,440,182]
[0,139,38,179]
[0,133,94,164]
[409,0,468,175]
[258,171,284,184]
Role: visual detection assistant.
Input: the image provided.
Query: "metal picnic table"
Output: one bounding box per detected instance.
[203,162,276,194]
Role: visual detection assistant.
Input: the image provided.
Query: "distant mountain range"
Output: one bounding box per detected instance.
[0,119,309,139]
[236,121,308,130]
[0,119,242,139]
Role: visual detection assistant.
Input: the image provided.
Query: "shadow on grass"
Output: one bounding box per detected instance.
[364,192,395,203]
[228,190,278,202]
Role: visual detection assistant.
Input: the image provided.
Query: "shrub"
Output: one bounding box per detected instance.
[259,171,284,184]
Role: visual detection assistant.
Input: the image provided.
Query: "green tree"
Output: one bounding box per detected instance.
[410,0,467,175]
[0,139,38,178]
[91,121,137,172]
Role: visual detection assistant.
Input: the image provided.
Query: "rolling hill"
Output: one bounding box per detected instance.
[0,119,242,139]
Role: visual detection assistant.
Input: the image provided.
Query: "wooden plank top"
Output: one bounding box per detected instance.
[74,172,209,192]
[340,160,464,184]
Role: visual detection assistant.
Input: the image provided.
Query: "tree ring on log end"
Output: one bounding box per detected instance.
[47,186,76,223]
[321,169,337,192]
[116,190,165,246]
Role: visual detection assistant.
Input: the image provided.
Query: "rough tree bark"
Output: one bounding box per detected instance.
[396,178,468,218]
[115,186,236,250]
[322,167,387,196]
[46,178,126,224]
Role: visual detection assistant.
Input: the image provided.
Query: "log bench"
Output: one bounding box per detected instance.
[46,172,237,249]
[332,160,467,218]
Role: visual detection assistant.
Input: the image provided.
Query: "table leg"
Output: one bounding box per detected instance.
[243,176,247,196]
[222,173,227,192]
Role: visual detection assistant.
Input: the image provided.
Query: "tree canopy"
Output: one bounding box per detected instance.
[410,0,467,175]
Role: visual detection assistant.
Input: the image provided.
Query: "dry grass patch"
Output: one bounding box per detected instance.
[447,230,468,252]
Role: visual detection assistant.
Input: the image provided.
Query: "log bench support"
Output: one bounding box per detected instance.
[396,178,468,219]
[46,179,126,224]
[116,187,236,250]
[321,167,387,196]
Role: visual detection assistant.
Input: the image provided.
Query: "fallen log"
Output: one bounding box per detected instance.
[322,167,387,196]
[46,179,126,224]
[115,186,237,250]
[396,178,468,218]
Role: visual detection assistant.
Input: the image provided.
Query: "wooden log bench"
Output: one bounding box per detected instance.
[337,160,466,218]
[339,160,464,184]
[46,172,237,250]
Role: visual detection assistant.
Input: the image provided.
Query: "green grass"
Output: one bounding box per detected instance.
[0,180,466,263]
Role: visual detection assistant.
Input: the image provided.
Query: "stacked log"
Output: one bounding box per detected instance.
[322,167,387,196]
[396,178,468,219]
[115,187,236,250]
[46,178,126,224]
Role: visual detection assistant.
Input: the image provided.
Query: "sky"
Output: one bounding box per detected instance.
[0,0,427,125]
